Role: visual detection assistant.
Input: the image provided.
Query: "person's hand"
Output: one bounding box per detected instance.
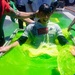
[0,46,11,53]
[70,46,75,56]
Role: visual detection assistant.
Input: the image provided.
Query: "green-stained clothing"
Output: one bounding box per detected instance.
[18,21,68,47]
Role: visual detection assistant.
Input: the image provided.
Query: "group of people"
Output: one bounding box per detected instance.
[0,0,75,56]
[0,0,57,47]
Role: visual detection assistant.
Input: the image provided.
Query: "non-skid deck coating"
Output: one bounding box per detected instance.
[0,12,75,75]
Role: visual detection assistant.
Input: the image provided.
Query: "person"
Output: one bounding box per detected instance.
[0,0,39,47]
[68,18,75,31]
[15,0,35,27]
[25,0,39,21]
[0,3,69,52]
[26,0,58,22]
[25,0,38,12]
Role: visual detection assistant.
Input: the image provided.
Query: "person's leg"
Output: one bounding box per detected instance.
[0,15,7,46]
[16,5,26,29]
[0,30,5,47]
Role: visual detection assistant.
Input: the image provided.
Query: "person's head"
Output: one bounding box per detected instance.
[38,3,53,24]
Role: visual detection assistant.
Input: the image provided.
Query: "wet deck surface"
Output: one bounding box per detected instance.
[3,16,18,39]
[64,6,75,16]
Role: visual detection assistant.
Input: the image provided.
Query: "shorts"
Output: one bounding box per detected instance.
[0,36,5,46]
[0,31,5,46]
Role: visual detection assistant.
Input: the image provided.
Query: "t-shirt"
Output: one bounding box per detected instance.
[21,21,63,47]
[0,0,10,19]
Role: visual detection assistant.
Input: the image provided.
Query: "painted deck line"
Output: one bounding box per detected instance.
[62,11,75,20]
[65,6,75,13]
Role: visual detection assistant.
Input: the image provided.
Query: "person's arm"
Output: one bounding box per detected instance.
[55,24,68,45]
[4,0,39,19]
[70,46,75,56]
[68,18,75,31]
[22,18,35,24]
[0,36,28,52]
[57,35,68,45]
[4,6,38,19]
[0,41,19,52]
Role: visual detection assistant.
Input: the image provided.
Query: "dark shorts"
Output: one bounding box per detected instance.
[0,30,5,46]
[16,5,26,29]
[0,36,5,46]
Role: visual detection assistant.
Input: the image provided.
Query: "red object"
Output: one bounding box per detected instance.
[0,0,10,19]
[38,28,48,35]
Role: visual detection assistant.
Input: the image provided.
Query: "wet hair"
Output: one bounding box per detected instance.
[39,3,52,14]
[39,2,59,14]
